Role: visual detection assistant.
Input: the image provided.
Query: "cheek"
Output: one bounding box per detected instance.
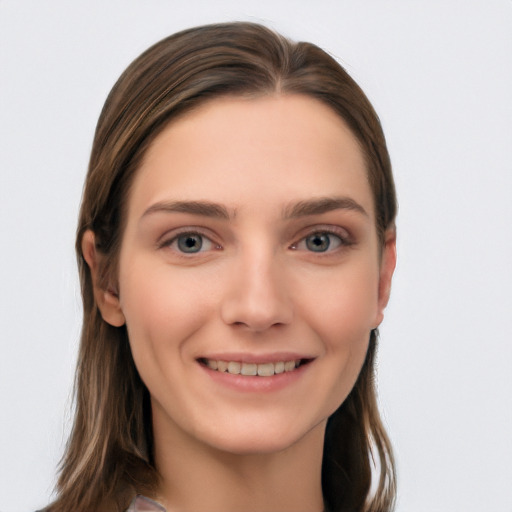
[298,262,379,411]
[118,260,215,367]
[319,290,373,376]
[302,263,380,349]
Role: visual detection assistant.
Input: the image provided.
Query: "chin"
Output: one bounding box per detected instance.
[199,417,327,457]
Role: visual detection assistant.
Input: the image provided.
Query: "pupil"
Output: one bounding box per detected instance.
[178,234,202,253]
[307,233,329,252]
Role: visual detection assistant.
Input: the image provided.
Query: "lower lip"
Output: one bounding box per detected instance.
[199,361,311,393]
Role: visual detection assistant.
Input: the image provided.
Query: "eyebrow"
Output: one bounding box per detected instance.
[141,200,232,220]
[140,196,368,222]
[283,196,368,218]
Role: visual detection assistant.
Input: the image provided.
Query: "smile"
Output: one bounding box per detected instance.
[199,358,308,377]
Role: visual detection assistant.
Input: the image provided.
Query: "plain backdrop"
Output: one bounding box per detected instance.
[1,1,511,511]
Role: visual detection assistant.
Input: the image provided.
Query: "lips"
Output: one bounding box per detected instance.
[198,357,311,377]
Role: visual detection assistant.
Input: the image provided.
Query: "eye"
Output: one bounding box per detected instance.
[305,233,333,252]
[163,231,218,254]
[291,230,348,253]
[177,233,204,253]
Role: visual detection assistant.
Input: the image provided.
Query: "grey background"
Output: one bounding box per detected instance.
[1,1,511,511]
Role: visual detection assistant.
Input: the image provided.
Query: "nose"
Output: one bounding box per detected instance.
[220,248,293,332]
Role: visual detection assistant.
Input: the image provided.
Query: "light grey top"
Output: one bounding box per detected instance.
[126,495,166,512]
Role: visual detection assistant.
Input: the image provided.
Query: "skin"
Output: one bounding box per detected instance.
[83,94,396,512]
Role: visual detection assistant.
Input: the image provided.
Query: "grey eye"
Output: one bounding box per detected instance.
[305,233,331,252]
[177,233,203,253]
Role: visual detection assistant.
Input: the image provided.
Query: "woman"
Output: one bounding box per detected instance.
[47,21,397,512]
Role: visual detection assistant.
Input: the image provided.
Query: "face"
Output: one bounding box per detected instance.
[90,94,395,456]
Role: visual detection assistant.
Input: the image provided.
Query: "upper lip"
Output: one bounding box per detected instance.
[197,352,315,364]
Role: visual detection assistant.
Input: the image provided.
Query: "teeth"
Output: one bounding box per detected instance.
[204,359,302,376]
[274,361,285,374]
[217,360,228,373]
[284,360,296,372]
[257,363,274,377]
[227,361,241,375]
[241,363,257,376]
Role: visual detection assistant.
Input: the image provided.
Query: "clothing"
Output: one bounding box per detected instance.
[126,495,166,511]
[35,494,165,512]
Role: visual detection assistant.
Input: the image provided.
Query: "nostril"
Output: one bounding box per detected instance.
[229,320,289,331]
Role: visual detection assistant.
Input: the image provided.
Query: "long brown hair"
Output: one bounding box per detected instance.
[49,22,397,512]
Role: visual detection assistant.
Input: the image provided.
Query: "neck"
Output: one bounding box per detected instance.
[151,410,326,512]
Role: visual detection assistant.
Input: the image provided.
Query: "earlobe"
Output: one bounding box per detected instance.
[374,228,397,328]
[81,230,126,327]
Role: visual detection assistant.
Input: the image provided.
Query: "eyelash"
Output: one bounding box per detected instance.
[158,226,353,256]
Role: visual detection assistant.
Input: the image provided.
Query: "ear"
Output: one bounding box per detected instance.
[374,228,397,328]
[81,230,126,327]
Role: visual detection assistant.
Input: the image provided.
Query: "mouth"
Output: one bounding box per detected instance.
[197,358,313,377]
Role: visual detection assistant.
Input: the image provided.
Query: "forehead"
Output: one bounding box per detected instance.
[128,94,373,220]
